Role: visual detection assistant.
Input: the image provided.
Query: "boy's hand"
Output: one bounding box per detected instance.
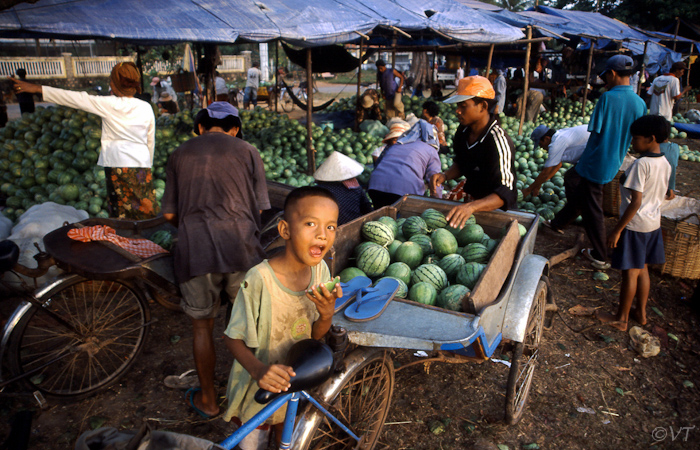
[255,364,296,393]
[307,281,342,321]
[607,230,622,249]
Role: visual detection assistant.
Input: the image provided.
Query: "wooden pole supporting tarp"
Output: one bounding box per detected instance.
[638,41,649,96]
[274,41,279,112]
[485,43,494,77]
[355,38,364,131]
[518,26,532,136]
[580,40,595,117]
[306,48,315,174]
[672,17,680,52]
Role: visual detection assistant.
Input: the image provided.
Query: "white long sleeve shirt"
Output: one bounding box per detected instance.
[43,86,155,168]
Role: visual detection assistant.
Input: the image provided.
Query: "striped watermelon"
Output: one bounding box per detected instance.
[377,216,399,237]
[437,284,470,311]
[361,221,394,247]
[456,262,486,289]
[422,254,440,265]
[402,216,428,238]
[437,253,465,280]
[356,244,390,277]
[445,224,461,237]
[431,228,458,256]
[377,277,408,298]
[501,223,527,238]
[353,241,376,258]
[394,241,424,270]
[480,233,491,243]
[338,267,367,283]
[421,208,447,230]
[456,224,485,246]
[387,240,402,260]
[461,243,490,264]
[483,238,499,253]
[396,217,406,231]
[410,264,448,291]
[409,233,434,255]
[384,262,412,285]
[408,281,437,305]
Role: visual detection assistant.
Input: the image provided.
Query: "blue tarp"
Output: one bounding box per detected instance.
[0,0,525,46]
[533,6,650,42]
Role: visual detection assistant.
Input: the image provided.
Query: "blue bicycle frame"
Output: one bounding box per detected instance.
[219,390,361,450]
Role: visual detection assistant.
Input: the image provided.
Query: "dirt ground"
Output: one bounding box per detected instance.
[1,141,699,450]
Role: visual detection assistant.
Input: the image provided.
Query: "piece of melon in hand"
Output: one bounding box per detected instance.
[316,276,340,293]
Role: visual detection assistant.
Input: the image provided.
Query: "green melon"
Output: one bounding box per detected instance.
[402,216,428,238]
[377,216,399,237]
[461,243,490,264]
[502,223,527,238]
[384,262,412,285]
[431,228,458,257]
[456,224,484,246]
[387,240,402,260]
[483,238,499,253]
[353,241,377,258]
[421,208,447,230]
[361,221,395,247]
[408,282,437,306]
[377,277,408,298]
[456,262,486,289]
[437,284,470,312]
[409,233,434,256]
[394,241,424,270]
[356,244,390,277]
[410,264,448,291]
[338,267,367,283]
[437,253,465,280]
[149,230,173,251]
[421,254,440,265]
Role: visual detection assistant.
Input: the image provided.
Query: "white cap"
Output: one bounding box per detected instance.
[313,151,365,182]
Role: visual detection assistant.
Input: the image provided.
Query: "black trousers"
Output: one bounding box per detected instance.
[551,166,607,261]
[368,190,402,210]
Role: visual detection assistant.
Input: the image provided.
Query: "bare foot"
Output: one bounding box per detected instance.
[630,308,647,325]
[595,310,628,331]
[188,389,220,418]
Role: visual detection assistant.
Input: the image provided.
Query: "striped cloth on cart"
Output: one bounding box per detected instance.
[67,225,168,259]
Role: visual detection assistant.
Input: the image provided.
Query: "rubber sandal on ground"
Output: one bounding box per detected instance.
[581,248,611,270]
[334,276,372,313]
[164,369,200,389]
[343,278,399,322]
[185,387,219,419]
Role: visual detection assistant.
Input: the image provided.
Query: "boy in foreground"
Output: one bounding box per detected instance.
[223,186,342,449]
[596,116,672,331]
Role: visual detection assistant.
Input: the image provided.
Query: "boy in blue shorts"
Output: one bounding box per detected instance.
[223,186,342,449]
[596,115,672,331]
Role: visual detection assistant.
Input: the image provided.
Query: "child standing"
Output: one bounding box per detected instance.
[596,115,672,331]
[223,186,342,449]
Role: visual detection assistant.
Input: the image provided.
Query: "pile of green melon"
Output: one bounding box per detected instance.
[337,208,508,312]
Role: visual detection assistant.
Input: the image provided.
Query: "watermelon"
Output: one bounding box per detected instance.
[502,223,527,238]
[384,262,412,285]
[402,216,428,238]
[421,208,447,230]
[437,284,470,312]
[338,267,367,283]
[149,230,173,251]
[377,216,399,237]
[394,241,424,270]
[386,238,403,260]
[421,254,440,265]
[483,238,499,253]
[431,228,458,257]
[410,264,448,291]
[409,233,434,255]
[362,221,395,247]
[445,224,461,237]
[353,241,377,258]
[456,262,486,289]
[377,277,408,298]
[408,282,437,305]
[461,243,490,264]
[437,253,465,280]
[356,244,390,277]
[456,224,484,246]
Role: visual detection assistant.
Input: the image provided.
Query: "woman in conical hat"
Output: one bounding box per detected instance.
[314,151,372,225]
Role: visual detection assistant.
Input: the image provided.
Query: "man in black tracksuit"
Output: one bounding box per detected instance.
[431,76,516,229]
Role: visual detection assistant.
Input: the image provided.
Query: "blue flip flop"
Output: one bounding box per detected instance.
[334,276,372,313]
[343,278,400,322]
[185,387,219,419]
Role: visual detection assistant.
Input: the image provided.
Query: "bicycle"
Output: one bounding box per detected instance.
[268,81,294,112]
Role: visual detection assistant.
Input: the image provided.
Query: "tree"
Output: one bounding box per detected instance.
[485,0,535,12]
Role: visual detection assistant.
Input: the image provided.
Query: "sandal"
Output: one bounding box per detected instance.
[344,278,399,322]
[164,369,200,389]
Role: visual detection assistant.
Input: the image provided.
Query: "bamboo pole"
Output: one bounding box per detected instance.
[518,26,532,136]
[355,38,364,131]
[581,40,595,117]
[638,41,649,96]
[306,48,315,174]
[391,32,397,71]
[687,44,694,87]
[274,41,279,112]
[485,43,494,78]
[672,17,680,52]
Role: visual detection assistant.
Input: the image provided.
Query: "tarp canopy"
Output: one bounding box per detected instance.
[0,0,524,47]
[533,6,650,42]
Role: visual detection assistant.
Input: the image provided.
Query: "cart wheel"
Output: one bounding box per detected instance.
[281,90,294,112]
[293,347,394,450]
[504,278,546,425]
[8,275,150,398]
[146,285,182,312]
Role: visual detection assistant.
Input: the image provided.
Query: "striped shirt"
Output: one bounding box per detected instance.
[453,116,516,210]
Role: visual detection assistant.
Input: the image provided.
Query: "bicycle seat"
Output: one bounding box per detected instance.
[0,240,20,273]
[254,339,334,405]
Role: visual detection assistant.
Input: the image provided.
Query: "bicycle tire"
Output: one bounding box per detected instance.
[147,285,182,312]
[292,347,394,450]
[504,278,546,424]
[7,275,150,398]
[281,91,293,112]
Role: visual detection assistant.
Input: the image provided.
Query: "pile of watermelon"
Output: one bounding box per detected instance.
[338,208,509,312]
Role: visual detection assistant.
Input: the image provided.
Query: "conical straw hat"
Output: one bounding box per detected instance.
[313,151,365,182]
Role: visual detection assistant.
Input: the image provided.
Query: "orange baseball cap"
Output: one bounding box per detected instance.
[444,76,495,103]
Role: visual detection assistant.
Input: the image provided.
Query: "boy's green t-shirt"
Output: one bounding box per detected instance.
[223,259,329,424]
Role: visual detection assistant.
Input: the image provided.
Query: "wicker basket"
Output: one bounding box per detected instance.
[661,213,700,279]
[602,170,623,217]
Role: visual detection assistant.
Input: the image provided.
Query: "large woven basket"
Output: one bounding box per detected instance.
[661,212,700,279]
[602,170,623,217]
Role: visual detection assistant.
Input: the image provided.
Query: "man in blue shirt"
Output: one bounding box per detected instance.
[376,59,405,120]
[550,55,647,269]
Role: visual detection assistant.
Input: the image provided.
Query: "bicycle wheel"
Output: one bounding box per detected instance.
[504,278,546,424]
[281,90,293,112]
[293,347,394,450]
[8,275,150,398]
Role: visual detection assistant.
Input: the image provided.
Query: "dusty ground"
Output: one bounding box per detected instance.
[1,142,699,450]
